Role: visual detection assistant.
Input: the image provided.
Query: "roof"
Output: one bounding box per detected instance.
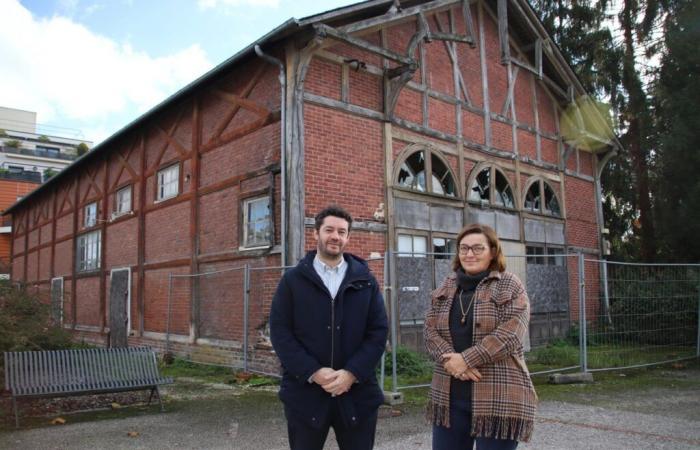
[4,0,610,215]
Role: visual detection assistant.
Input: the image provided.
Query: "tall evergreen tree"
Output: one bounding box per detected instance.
[654,0,700,262]
[532,0,669,261]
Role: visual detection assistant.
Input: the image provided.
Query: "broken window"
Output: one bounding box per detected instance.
[396,149,457,197]
[525,179,561,217]
[468,166,514,208]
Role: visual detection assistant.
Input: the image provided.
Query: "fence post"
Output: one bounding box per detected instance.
[166,273,173,357]
[389,250,399,393]
[696,269,700,358]
[243,264,250,372]
[601,259,612,325]
[578,252,588,372]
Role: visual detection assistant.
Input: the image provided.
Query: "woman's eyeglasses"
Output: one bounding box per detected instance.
[458,244,487,255]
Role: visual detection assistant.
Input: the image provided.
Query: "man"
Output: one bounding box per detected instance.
[270,205,388,450]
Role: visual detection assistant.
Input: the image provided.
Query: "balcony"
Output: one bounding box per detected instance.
[0,169,42,183]
[0,145,78,162]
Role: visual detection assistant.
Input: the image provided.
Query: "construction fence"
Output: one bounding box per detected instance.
[166,252,700,389]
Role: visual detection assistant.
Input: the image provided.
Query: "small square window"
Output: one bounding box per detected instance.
[84,202,97,228]
[157,164,179,201]
[76,230,101,272]
[397,234,427,258]
[114,185,132,216]
[242,196,271,248]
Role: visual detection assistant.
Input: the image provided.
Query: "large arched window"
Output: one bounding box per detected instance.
[468,165,515,208]
[524,179,561,217]
[396,149,457,197]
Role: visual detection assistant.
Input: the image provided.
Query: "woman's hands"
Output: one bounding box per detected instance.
[441,353,482,381]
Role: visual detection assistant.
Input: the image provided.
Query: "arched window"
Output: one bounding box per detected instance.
[524,179,561,217]
[468,166,515,208]
[396,149,457,197]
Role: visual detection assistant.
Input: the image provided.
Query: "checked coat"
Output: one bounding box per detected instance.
[424,270,537,442]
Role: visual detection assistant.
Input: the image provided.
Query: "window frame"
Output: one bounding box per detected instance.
[76,230,101,272]
[467,164,516,209]
[240,195,272,250]
[526,244,566,266]
[84,202,98,228]
[523,178,562,217]
[394,146,459,199]
[113,184,132,218]
[156,163,180,202]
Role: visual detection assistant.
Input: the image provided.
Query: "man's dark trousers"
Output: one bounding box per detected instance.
[285,401,378,450]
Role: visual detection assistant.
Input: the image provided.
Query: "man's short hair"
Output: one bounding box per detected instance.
[314,205,353,231]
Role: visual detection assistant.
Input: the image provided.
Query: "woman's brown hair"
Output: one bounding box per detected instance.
[451,223,507,272]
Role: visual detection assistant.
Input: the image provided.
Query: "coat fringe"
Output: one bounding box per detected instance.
[425,399,450,428]
[471,414,534,442]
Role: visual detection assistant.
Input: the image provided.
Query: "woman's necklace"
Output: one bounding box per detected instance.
[458,289,475,325]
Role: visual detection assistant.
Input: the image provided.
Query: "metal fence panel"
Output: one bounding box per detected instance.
[584,260,700,371]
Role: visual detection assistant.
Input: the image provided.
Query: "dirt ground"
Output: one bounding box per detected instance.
[1,366,699,449]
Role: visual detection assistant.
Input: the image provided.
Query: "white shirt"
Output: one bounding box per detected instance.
[313,254,348,299]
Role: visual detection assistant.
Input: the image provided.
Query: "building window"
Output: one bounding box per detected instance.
[468,166,515,208]
[114,185,132,217]
[157,164,179,201]
[84,202,97,228]
[524,179,561,217]
[396,149,457,197]
[242,196,271,248]
[432,237,456,260]
[76,230,101,272]
[526,245,565,266]
[397,234,428,257]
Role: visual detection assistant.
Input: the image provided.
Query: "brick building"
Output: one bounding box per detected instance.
[4,0,618,368]
[0,173,40,277]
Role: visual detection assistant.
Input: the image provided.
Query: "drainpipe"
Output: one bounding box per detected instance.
[596,146,617,325]
[255,45,287,266]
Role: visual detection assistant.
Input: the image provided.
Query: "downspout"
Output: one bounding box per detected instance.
[596,146,617,325]
[255,45,287,267]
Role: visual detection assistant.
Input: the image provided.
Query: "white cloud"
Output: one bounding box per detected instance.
[198,0,280,9]
[0,0,212,142]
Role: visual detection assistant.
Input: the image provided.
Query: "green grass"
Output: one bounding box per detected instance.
[160,358,277,386]
[531,358,700,404]
[526,340,697,373]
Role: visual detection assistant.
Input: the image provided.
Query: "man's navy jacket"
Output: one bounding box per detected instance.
[270,251,389,428]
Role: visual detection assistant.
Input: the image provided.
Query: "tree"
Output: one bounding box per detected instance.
[532,0,671,261]
[654,0,700,262]
[76,142,89,156]
[43,167,58,181]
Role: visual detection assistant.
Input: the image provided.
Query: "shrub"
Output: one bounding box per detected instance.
[0,283,73,353]
[383,346,433,378]
[76,142,89,156]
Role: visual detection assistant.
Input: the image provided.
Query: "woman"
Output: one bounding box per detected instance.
[424,224,537,449]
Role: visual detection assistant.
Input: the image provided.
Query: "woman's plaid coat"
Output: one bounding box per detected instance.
[424,270,537,442]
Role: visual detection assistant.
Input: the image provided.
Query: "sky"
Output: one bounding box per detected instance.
[0,0,360,145]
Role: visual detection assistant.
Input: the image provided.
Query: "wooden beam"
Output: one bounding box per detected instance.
[497,0,509,64]
[314,24,415,65]
[99,157,108,334]
[190,97,201,344]
[137,132,146,336]
[461,0,477,48]
[340,0,460,34]
[478,0,492,148]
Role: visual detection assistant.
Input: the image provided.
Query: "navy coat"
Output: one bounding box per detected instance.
[269,251,388,428]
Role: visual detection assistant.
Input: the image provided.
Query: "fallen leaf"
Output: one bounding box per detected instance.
[127,431,140,437]
[51,417,66,425]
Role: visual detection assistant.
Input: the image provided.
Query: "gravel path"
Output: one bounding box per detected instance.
[2,377,699,449]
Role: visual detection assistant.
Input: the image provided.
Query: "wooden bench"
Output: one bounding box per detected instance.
[3,347,173,427]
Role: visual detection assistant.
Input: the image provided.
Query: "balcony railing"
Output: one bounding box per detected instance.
[0,146,78,161]
[0,170,42,183]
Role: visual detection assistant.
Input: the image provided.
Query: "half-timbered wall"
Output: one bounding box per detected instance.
[10,51,284,367]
